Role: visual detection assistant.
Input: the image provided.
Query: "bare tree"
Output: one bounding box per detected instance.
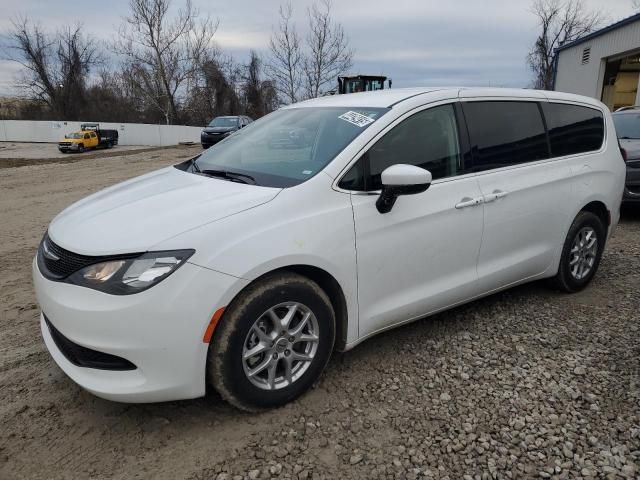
[184,53,241,125]
[116,0,218,124]
[527,0,602,90]
[7,17,100,119]
[633,0,640,10]
[243,51,278,118]
[303,0,353,99]
[267,2,303,104]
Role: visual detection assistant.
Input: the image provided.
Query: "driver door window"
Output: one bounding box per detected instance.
[340,104,463,191]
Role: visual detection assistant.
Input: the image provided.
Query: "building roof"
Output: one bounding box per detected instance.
[557,12,640,52]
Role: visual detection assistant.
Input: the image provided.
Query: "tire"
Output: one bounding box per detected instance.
[77,144,85,153]
[208,272,335,411]
[552,211,606,293]
[107,141,113,149]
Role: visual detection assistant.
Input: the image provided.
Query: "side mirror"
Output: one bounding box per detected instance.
[376,164,432,214]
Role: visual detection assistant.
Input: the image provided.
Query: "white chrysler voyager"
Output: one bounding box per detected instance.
[33,88,625,410]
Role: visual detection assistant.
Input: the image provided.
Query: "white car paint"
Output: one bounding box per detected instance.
[381,164,432,186]
[33,87,625,403]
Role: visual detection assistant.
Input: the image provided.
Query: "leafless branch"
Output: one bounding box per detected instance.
[527,0,602,90]
[302,0,353,99]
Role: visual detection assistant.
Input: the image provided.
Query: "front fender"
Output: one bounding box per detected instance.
[156,176,360,345]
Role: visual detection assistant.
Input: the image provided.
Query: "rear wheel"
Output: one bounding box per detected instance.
[552,211,606,292]
[208,272,335,411]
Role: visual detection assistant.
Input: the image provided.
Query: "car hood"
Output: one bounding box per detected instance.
[620,138,640,161]
[48,167,281,256]
[203,126,236,134]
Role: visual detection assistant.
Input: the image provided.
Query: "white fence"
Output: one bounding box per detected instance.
[0,120,203,146]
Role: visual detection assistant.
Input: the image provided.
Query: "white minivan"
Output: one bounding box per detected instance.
[33,88,625,410]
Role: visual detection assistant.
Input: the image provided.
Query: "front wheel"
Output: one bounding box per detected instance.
[552,211,606,293]
[208,272,335,411]
[77,144,85,153]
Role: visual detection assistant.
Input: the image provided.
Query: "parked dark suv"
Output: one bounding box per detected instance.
[201,116,253,148]
[612,107,640,203]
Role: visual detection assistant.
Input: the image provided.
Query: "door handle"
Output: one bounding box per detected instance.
[484,189,509,203]
[455,197,483,209]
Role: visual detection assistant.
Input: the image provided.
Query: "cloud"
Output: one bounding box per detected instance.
[0,0,635,95]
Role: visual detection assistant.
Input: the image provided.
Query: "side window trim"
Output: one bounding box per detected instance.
[536,101,553,159]
[453,102,472,174]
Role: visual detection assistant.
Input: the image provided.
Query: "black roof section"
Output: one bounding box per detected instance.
[557,12,640,52]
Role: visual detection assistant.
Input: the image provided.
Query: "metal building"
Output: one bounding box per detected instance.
[553,13,640,111]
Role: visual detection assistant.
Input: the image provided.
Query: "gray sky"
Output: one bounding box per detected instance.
[0,0,635,96]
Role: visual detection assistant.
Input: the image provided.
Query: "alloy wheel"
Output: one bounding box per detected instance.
[242,302,319,390]
[569,226,598,280]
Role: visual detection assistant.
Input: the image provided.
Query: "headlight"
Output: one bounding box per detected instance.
[68,250,194,295]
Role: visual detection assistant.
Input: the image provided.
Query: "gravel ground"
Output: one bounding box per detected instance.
[0,148,638,479]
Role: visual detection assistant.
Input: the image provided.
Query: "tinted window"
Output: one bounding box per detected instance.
[463,101,549,171]
[339,104,462,191]
[542,103,604,156]
[613,113,640,139]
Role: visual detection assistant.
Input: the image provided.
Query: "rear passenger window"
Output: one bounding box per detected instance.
[462,101,549,171]
[541,103,604,156]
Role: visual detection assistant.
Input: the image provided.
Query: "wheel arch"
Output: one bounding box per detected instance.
[580,200,610,227]
[214,264,350,352]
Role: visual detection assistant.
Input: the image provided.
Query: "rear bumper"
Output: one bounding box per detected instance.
[33,258,248,403]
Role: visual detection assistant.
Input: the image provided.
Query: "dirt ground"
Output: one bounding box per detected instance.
[0,147,638,479]
[0,142,185,168]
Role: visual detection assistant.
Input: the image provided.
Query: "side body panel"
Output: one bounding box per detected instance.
[351,175,484,338]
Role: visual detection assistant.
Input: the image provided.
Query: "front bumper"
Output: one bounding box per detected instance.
[33,258,247,403]
[623,162,640,203]
[622,186,640,203]
[58,143,80,152]
[201,134,228,148]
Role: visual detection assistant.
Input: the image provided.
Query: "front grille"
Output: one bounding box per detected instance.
[37,233,138,281]
[59,142,72,147]
[44,315,136,371]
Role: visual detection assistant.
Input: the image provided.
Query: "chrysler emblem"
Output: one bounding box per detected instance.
[42,242,60,261]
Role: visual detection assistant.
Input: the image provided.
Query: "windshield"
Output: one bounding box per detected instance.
[209,117,239,127]
[193,107,388,187]
[65,133,83,139]
[613,113,640,139]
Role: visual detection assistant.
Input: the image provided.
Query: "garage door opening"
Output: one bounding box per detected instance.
[601,51,640,110]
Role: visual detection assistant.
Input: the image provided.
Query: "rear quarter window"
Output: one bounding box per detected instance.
[541,103,604,157]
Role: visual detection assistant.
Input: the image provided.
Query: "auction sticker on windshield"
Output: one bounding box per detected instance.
[339,111,375,128]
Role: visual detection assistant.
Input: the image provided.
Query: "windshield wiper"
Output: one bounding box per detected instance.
[200,169,256,185]
[619,136,640,140]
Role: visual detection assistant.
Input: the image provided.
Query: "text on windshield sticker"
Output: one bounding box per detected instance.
[339,111,375,128]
